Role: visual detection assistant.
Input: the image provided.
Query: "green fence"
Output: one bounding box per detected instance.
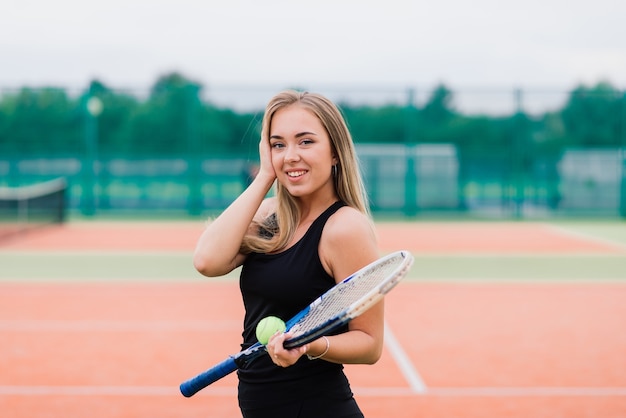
[1,147,624,219]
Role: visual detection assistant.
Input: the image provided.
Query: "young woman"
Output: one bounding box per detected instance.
[193,90,382,417]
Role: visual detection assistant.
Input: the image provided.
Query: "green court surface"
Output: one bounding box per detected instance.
[1,221,624,283]
[1,253,626,282]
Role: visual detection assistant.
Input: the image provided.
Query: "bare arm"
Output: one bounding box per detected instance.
[193,139,276,277]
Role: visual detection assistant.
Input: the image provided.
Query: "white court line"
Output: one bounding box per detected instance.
[356,386,626,397]
[546,224,626,252]
[425,386,626,397]
[384,321,427,394]
[0,386,184,396]
[1,385,625,397]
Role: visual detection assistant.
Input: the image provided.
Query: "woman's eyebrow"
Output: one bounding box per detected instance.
[295,131,317,138]
[269,131,318,140]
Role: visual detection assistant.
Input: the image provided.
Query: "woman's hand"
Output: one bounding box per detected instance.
[256,136,276,184]
[266,331,307,367]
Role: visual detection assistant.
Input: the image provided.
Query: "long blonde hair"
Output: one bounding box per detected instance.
[242,90,370,254]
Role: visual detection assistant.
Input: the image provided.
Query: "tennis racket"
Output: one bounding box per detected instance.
[180,250,414,397]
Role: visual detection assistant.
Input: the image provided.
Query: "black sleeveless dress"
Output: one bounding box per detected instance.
[237,201,364,418]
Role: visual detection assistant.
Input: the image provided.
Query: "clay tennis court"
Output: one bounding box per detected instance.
[1,221,625,417]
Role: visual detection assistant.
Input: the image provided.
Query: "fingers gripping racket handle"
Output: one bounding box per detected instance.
[180,357,238,397]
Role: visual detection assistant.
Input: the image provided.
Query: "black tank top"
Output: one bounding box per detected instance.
[238,200,353,408]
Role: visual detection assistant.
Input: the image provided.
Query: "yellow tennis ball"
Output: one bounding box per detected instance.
[255,316,286,345]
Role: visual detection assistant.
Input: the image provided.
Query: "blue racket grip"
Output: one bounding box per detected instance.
[180,357,238,397]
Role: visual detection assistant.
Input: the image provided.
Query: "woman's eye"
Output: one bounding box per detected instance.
[271,142,285,149]
[301,139,314,145]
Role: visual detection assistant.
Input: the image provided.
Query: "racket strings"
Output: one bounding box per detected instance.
[289,257,402,337]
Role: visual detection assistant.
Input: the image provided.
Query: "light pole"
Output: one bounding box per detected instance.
[619,91,626,219]
[83,96,103,216]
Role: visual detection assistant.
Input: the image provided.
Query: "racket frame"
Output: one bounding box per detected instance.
[180,250,413,397]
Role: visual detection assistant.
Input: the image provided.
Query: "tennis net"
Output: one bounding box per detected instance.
[0,177,67,241]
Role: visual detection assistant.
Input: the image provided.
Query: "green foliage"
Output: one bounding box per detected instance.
[421,84,454,124]
[560,81,623,147]
[0,87,83,154]
[342,104,407,143]
[0,76,623,161]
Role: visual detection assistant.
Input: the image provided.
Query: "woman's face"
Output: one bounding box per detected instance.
[269,104,337,200]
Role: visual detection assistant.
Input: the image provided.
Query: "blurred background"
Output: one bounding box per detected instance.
[1,0,625,232]
[1,4,625,418]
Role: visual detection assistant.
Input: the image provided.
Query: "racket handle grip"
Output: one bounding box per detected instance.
[180,357,238,397]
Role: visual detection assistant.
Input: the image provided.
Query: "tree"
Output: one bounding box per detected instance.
[421,84,454,124]
[342,104,406,144]
[560,81,622,147]
[0,87,82,155]
[130,72,203,155]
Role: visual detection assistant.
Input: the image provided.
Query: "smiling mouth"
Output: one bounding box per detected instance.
[286,170,307,178]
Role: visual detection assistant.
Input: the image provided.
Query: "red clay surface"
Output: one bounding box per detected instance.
[1,282,625,418]
[1,222,625,417]
[1,221,623,254]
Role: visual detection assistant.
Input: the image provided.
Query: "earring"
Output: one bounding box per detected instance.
[332,165,338,177]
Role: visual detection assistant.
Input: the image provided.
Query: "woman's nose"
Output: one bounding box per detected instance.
[284,145,300,162]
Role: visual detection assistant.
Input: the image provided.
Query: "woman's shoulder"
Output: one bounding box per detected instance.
[331,204,372,223]
[324,205,376,243]
[320,205,379,281]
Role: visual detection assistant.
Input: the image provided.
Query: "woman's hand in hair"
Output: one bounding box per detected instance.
[256,135,277,184]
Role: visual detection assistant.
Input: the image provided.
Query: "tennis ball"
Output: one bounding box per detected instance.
[255,316,286,345]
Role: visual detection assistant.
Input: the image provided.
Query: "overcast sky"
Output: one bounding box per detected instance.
[1,0,624,111]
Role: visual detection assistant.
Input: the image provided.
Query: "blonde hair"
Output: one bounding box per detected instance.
[242,90,370,254]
